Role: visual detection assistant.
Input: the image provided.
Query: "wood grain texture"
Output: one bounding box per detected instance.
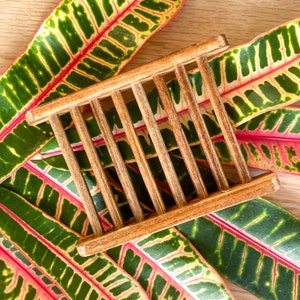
[197,57,252,184]
[48,114,104,236]
[1,0,300,299]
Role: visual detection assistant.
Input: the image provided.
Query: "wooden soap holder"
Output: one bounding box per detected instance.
[26,35,280,256]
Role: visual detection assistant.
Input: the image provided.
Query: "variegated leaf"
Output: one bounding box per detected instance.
[210,107,300,174]
[190,107,300,174]
[178,198,300,299]
[0,186,149,299]
[3,160,92,236]
[3,154,214,232]
[235,107,300,173]
[0,235,69,299]
[108,228,234,299]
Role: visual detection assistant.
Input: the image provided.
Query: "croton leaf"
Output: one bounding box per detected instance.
[0,0,185,182]
[108,229,233,299]
[38,18,300,172]
[190,106,300,174]
[0,234,72,299]
[2,160,93,236]
[0,186,150,299]
[226,106,300,174]
[177,198,300,299]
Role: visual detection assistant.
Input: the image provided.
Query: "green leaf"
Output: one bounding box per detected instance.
[177,198,300,299]
[108,228,234,299]
[232,107,300,173]
[2,160,93,236]
[0,186,149,299]
[0,0,185,181]
[0,235,68,299]
[191,107,300,174]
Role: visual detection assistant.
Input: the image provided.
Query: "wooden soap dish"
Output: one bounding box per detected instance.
[26,35,280,256]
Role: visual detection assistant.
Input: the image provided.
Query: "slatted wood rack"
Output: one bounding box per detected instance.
[26,35,280,256]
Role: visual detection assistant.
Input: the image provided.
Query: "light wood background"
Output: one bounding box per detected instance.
[1,0,300,299]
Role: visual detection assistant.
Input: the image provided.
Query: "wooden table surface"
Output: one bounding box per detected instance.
[1,0,300,299]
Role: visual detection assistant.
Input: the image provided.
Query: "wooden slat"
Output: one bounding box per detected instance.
[77,172,280,256]
[153,74,208,199]
[132,82,187,207]
[70,107,124,229]
[174,64,230,191]
[48,114,103,236]
[197,57,252,183]
[90,99,144,222]
[111,90,166,215]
